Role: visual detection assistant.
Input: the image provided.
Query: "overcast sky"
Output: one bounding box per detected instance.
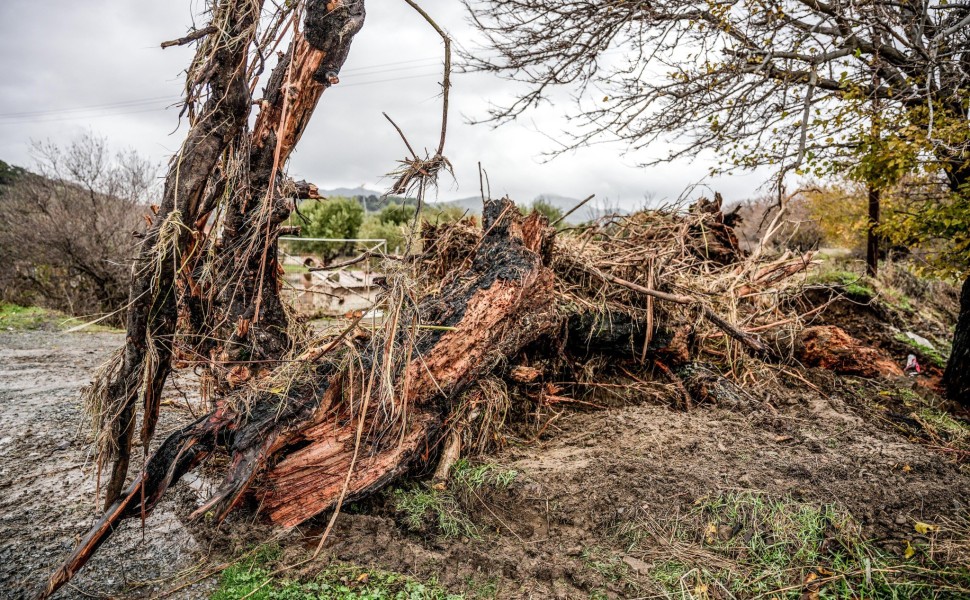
[0,1,772,209]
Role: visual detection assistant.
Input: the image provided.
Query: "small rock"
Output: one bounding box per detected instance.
[903,332,935,350]
[622,555,652,574]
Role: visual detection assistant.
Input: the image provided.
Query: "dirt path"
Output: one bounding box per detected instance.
[0,330,214,599]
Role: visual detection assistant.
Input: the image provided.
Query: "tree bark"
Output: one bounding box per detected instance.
[866,185,880,277]
[185,0,366,397]
[943,275,970,405]
[940,153,970,405]
[100,0,261,507]
[98,0,368,509]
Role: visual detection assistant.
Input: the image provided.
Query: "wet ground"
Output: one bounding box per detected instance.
[2,328,969,599]
[0,329,215,599]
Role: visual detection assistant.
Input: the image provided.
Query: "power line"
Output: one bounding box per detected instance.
[0,70,444,126]
[0,96,180,120]
[0,106,173,126]
[0,58,444,121]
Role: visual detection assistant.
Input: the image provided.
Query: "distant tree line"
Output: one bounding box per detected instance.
[291,196,565,261]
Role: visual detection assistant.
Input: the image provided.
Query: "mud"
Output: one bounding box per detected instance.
[318,369,970,598]
[2,328,969,599]
[0,329,218,599]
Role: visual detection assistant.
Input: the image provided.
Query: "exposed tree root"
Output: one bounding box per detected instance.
[39,199,559,598]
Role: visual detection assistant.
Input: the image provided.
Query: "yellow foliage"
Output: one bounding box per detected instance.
[914,521,941,535]
[799,182,868,251]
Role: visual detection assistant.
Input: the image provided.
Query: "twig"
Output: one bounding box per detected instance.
[592,268,768,355]
[161,26,216,49]
[551,193,595,227]
[639,258,654,364]
[382,112,419,161]
[402,0,451,157]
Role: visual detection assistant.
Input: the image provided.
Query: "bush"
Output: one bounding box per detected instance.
[0,134,154,323]
[528,197,564,226]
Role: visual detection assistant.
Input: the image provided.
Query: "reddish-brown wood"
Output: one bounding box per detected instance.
[38,201,558,597]
[258,205,558,526]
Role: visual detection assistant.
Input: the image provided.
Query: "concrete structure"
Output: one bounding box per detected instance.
[285,269,381,316]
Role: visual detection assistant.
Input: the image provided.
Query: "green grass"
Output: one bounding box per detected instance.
[917,409,970,445]
[617,492,970,599]
[580,546,630,583]
[391,460,518,539]
[0,303,53,330]
[894,333,948,368]
[212,547,462,600]
[0,302,121,332]
[808,270,876,299]
[461,576,498,600]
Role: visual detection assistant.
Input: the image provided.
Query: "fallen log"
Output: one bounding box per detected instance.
[41,189,821,597]
[38,198,558,598]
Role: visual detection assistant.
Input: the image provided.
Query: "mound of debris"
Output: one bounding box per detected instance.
[795,325,903,378]
[42,192,904,597]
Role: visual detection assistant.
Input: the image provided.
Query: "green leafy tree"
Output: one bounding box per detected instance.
[359,217,407,254]
[467,0,970,403]
[880,183,970,280]
[379,202,417,226]
[0,159,26,188]
[299,196,364,260]
[357,203,417,254]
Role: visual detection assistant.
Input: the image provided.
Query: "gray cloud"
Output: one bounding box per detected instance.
[0,1,773,209]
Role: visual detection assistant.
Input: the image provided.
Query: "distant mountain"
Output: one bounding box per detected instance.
[431,193,627,225]
[320,186,383,199]
[316,187,627,225]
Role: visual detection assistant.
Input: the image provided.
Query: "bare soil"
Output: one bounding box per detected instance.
[2,324,969,598]
[0,329,218,599]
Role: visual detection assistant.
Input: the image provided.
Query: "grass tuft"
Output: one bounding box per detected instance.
[617,492,970,599]
[392,460,518,538]
[808,270,876,299]
[212,546,462,600]
[894,333,948,368]
[917,409,970,446]
[0,302,120,332]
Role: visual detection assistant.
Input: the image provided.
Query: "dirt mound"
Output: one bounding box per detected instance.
[3,325,969,598]
[314,367,970,598]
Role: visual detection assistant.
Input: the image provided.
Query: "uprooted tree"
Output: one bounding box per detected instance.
[37,1,871,597]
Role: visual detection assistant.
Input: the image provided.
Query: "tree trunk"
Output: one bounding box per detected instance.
[37,200,559,599]
[95,0,367,508]
[940,153,970,405]
[866,185,879,277]
[943,275,970,405]
[183,0,366,397]
[98,0,261,507]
